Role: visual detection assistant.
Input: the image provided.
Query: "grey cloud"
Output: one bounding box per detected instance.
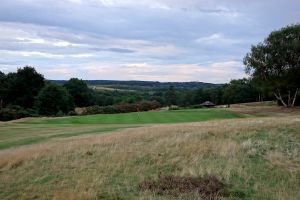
[0,0,299,82]
[90,47,136,53]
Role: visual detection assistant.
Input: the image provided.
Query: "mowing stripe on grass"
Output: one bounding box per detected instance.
[0,126,131,150]
[21,109,240,125]
[0,109,241,150]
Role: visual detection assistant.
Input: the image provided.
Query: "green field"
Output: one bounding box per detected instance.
[0,109,239,150]
[0,106,299,200]
[26,109,240,124]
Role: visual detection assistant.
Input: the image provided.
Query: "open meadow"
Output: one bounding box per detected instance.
[0,104,299,199]
[1,2,300,200]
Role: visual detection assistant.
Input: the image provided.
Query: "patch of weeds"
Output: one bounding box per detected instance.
[241,139,269,158]
[133,155,155,165]
[139,175,226,199]
[97,192,127,200]
[249,130,269,141]
[197,154,229,167]
[158,163,181,174]
[85,151,93,156]
[9,159,24,169]
[227,174,255,198]
[240,127,300,162]
[33,175,55,184]
[225,188,247,198]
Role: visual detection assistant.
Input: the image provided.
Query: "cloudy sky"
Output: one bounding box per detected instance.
[0,0,299,83]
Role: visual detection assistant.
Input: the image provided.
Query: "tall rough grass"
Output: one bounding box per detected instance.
[0,116,299,199]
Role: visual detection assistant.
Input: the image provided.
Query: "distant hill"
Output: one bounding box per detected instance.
[50,80,222,90]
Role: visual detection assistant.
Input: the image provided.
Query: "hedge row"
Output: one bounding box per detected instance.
[81,101,161,115]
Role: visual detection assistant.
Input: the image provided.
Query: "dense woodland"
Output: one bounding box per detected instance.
[0,24,299,121]
[52,80,221,90]
[0,66,262,121]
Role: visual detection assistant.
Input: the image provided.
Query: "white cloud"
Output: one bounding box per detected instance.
[69,53,95,58]
[0,0,298,82]
[0,50,96,60]
[43,68,72,76]
[16,37,80,47]
[196,33,242,46]
[0,50,64,59]
[71,60,245,83]
[66,0,82,3]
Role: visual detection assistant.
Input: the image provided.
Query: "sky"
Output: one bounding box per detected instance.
[0,0,299,83]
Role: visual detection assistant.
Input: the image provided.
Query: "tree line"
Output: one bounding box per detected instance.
[0,66,261,120]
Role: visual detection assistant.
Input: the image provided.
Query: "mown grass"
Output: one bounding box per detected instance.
[0,124,135,150]
[0,116,299,199]
[22,109,240,124]
[0,109,239,150]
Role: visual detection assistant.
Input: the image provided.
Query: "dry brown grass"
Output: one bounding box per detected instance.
[229,102,300,117]
[0,117,293,169]
[0,115,299,199]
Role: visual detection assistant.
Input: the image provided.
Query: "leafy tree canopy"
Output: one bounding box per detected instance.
[222,78,257,104]
[244,24,300,107]
[63,78,93,107]
[5,66,45,108]
[0,71,6,108]
[35,84,74,115]
[165,86,177,106]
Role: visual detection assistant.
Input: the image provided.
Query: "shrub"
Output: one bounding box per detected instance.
[140,100,161,111]
[102,106,116,114]
[68,111,77,116]
[189,105,203,109]
[0,108,17,121]
[0,106,39,121]
[81,101,161,115]
[83,105,104,115]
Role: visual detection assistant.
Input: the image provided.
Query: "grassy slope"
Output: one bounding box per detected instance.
[0,117,299,200]
[0,109,239,150]
[0,124,134,150]
[25,109,239,124]
[0,106,299,199]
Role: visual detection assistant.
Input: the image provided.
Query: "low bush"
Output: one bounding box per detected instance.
[189,104,204,109]
[68,111,78,116]
[81,101,161,115]
[0,106,38,121]
[0,108,17,121]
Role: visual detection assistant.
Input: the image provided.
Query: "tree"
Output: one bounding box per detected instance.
[63,78,93,107]
[35,84,74,115]
[5,66,45,108]
[193,88,210,104]
[244,24,300,107]
[205,87,224,105]
[222,79,257,104]
[165,86,177,106]
[0,71,6,109]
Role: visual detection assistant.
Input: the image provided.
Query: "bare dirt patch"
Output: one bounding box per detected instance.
[139,175,225,199]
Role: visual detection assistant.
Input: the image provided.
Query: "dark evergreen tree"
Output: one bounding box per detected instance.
[35,84,74,115]
[165,86,177,106]
[5,66,45,108]
[63,78,93,107]
[0,71,6,109]
[222,79,257,104]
